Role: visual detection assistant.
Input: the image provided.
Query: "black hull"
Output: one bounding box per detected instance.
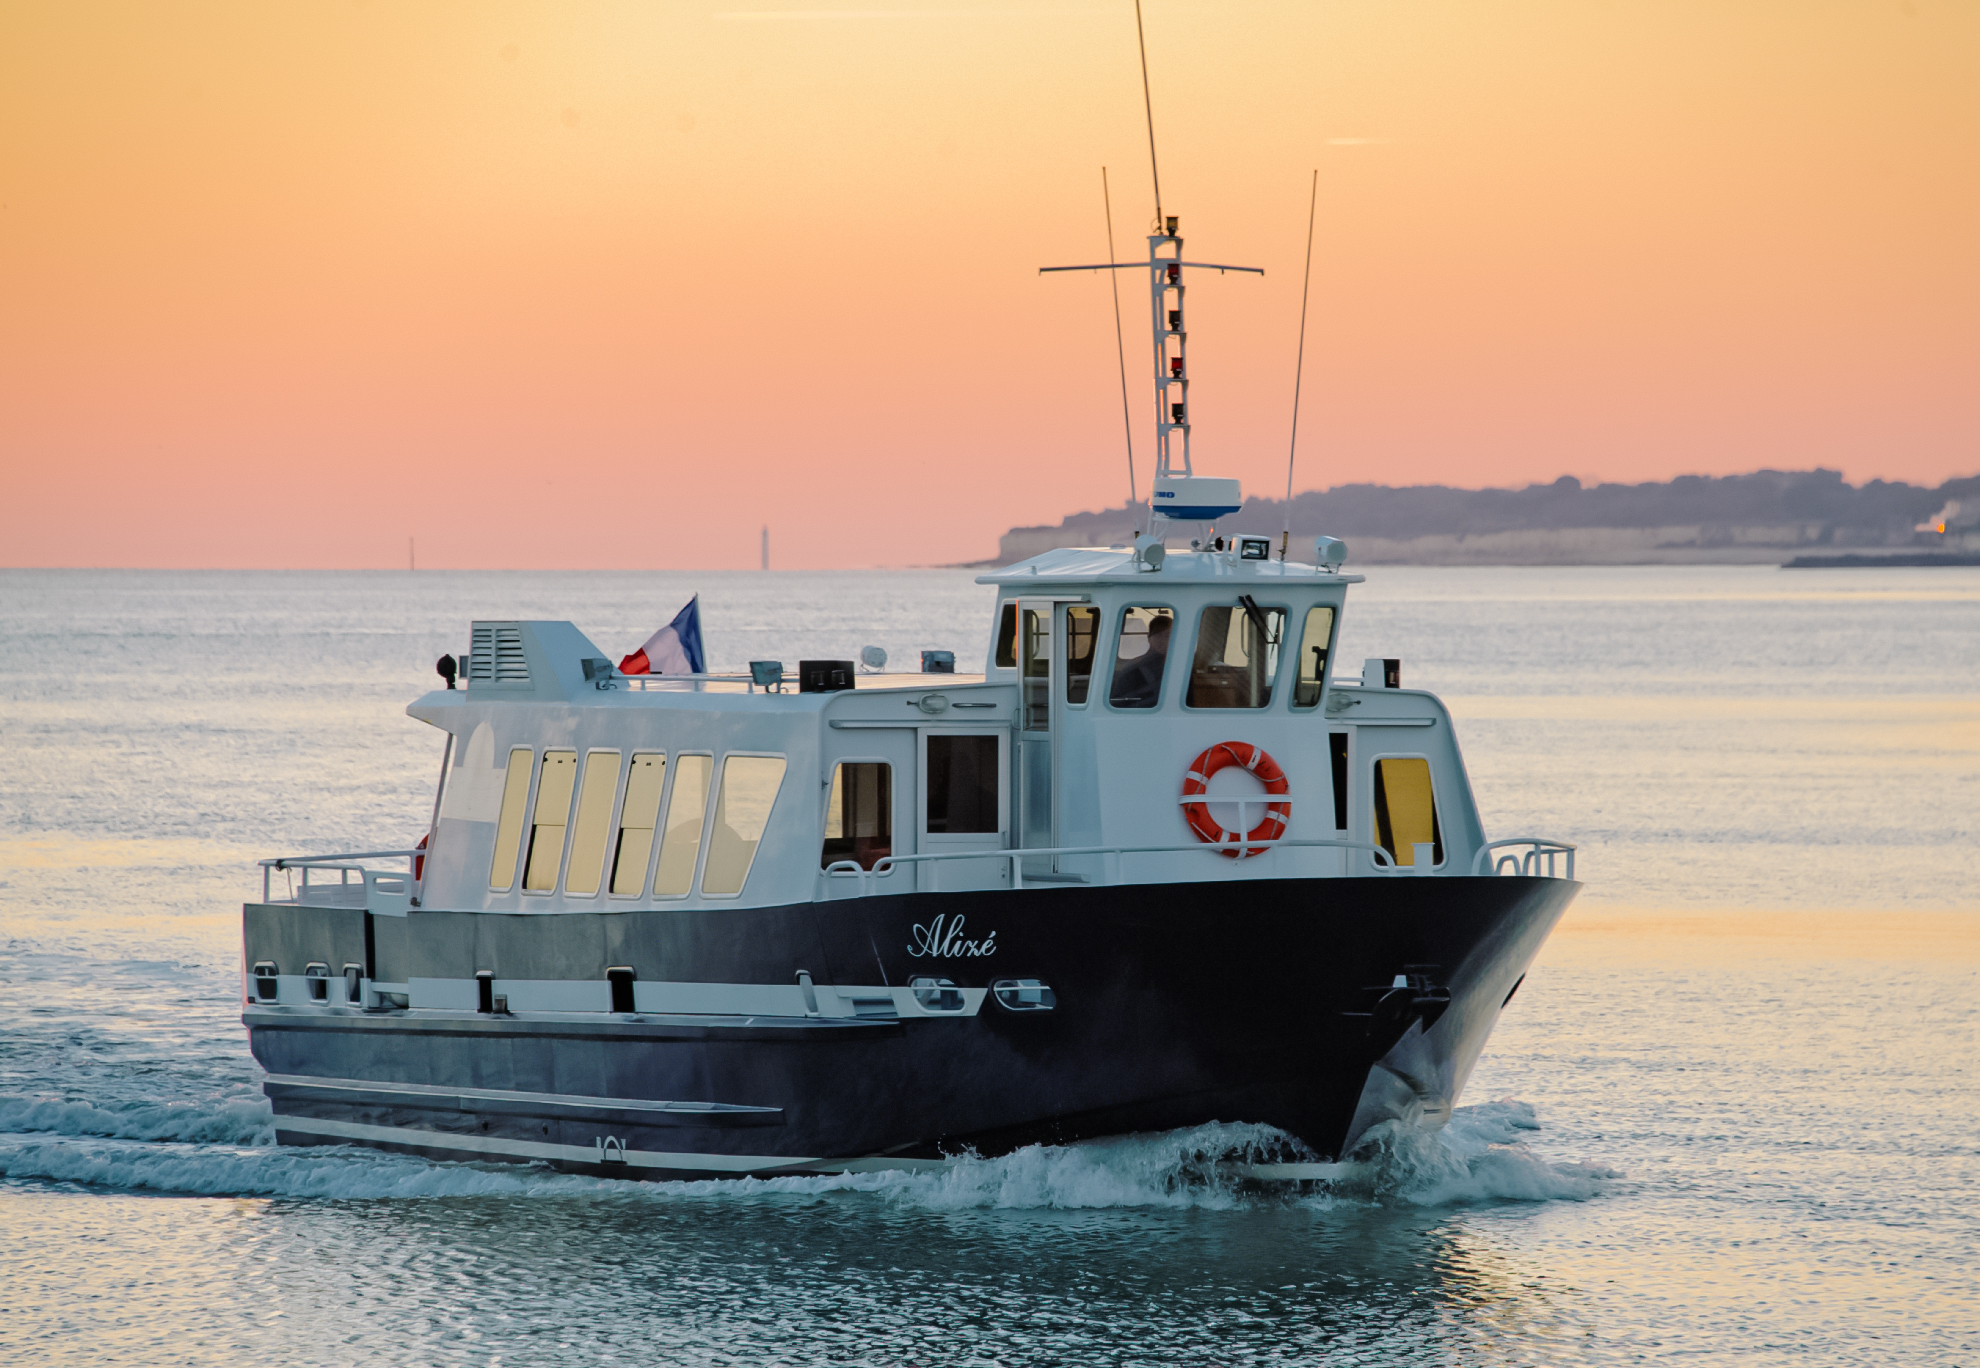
[245,877,1576,1177]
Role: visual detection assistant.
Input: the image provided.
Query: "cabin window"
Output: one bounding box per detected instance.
[1107,606,1175,709]
[1291,606,1336,709]
[611,753,666,896]
[1021,608,1051,730]
[822,762,891,870]
[926,734,1000,834]
[1064,605,1099,705]
[703,756,788,896]
[489,748,534,890]
[1330,733,1349,831]
[563,750,622,895]
[523,750,578,891]
[994,602,1018,669]
[653,754,712,897]
[1373,757,1442,867]
[1185,602,1286,709]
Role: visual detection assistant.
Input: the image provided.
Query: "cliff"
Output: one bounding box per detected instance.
[993,469,1980,565]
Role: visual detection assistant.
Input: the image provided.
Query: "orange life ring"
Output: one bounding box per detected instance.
[413,833,428,882]
[1181,742,1290,859]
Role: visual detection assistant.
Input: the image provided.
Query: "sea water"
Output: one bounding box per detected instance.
[1,566,1975,1365]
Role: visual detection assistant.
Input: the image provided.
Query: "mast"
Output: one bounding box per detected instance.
[1149,217,1189,486]
[1042,221,1260,538]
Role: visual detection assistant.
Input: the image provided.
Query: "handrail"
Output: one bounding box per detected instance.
[261,851,421,868]
[622,671,988,694]
[1470,837,1576,880]
[823,838,1398,895]
[260,850,419,902]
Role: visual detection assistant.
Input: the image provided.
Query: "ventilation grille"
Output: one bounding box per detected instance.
[467,623,530,685]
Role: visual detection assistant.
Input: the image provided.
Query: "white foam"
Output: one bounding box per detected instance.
[1335,1098,1621,1205]
[0,1098,1616,1208]
[0,1137,617,1200]
[677,1120,1309,1210]
[0,1094,275,1146]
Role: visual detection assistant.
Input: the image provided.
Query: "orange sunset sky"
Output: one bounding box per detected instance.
[2,1,1975,569]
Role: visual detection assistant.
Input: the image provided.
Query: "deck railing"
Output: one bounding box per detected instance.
[618,671,985,695]
[1470,838,1577,880]
[824,838,1401,897]
[259,850,421,911]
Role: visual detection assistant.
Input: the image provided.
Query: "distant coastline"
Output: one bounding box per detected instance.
[976,469,1980,567]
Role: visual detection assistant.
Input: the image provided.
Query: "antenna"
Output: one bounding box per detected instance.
[1281,168,1319,561]
[1132,0,1163,228]
[1102,167,1139,535]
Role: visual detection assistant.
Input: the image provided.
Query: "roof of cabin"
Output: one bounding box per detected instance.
[975,546,1361,588]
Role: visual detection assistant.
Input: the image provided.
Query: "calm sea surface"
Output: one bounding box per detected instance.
[2,566,1976,1365]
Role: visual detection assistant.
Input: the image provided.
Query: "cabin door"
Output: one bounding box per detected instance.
[1016,598,1058,876]
[918,729,1008,892]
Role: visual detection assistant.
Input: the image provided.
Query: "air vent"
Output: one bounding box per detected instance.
[468,623,530,686]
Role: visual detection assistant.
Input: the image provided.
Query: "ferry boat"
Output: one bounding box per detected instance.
[241,218,1578,1179]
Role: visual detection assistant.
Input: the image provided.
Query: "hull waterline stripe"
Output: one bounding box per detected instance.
[271,1116,1352,1183]
[271,1115,819,1174]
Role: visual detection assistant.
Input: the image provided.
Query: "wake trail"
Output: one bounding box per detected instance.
[0,1094,1617,1208]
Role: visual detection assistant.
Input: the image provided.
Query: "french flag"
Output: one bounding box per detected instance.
[619,596,706,676]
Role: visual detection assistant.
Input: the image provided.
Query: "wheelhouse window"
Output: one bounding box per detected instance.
[822,762,892,870]
[926,734,999,834]
[489,748,534,891]
[994,602,1018,669]
[1021,608,1050,730]
[563,751,622,895]
[1064,605,1099,704]
[523,750,578,891]
[1291,606,1337,709]
[1185,601,1286,709]
[653,754,712,897]
[703,756,787,896]
[611,753,666,896]
[1108,606,1175,709]
[1374,757,1442,867]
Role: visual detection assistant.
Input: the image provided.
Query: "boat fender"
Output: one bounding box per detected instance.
[1180,742,1291,858]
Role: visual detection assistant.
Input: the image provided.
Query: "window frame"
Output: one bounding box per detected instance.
[1368,751,1445,870]
[650,750,715,901]
[1180,598,1292,712]
[1100,601,1180,713]
[919,729,1007,843]
[521,748,580,895]
[820,756,898,877]
[489,746,537,892]
[1062,603,1104,709]
[606,750,668,902]
[700,750,790,900]
[560,748,626,899]
[992,601,1019,671]
[1288,603,1341,712]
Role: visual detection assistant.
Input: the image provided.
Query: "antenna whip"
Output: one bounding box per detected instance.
[1132,0,1163,227]
[1281,168,1318,561]
[1102,167,1140,535]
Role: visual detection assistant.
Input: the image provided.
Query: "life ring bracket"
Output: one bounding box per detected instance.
[1179,741,1292,859]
